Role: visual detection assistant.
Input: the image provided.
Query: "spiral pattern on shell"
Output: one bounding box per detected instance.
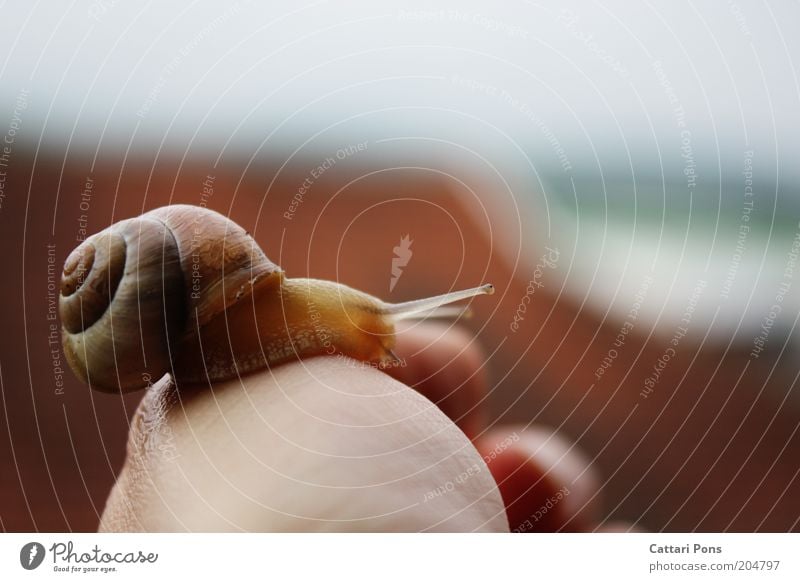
[59,205,282,393]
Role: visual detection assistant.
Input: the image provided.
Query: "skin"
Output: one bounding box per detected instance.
[100,322,601,532]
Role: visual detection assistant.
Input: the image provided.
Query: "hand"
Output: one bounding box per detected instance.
[100,322,602,532]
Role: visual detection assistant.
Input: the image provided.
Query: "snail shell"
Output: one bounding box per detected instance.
[60,205,282,392]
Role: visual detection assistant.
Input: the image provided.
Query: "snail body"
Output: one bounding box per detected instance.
[59,205,493,393]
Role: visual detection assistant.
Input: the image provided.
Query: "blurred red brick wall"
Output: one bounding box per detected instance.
[0,147,798,531]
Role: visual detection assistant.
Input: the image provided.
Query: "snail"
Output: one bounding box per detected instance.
[59,205,494,393]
